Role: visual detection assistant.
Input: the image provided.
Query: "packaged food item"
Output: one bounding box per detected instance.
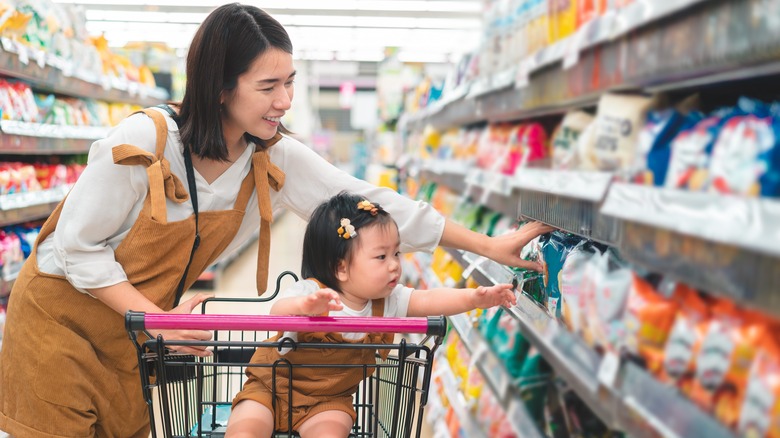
[660,286,711,391]
[588,252,633,351]
[560,242,598,334]
[540,231,584,318]
[633,109,691,185]
[665,103,744,191]
[551,110,594,170]
[706,98,777,196]
[690,302,771,427]
[620,275,678,373]
[737,337,780,438]
[585,93,657,171]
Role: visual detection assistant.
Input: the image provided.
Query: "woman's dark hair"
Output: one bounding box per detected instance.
[302,192,397,292]
[178,3,292,160]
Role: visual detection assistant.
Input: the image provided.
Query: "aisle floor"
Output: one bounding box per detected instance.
[185,211,435,438]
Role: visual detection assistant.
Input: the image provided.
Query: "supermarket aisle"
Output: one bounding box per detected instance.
[188,210,434,438]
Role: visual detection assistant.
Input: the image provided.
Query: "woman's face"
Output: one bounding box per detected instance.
[222,48,295,141]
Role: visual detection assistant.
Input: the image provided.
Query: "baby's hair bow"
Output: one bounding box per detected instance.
[357,200,379,216]
[337,218,357,239]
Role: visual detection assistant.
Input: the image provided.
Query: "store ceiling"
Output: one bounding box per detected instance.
[53,0,482,63]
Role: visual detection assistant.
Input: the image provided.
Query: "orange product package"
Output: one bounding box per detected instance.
[689,301,771,427]
[659,285,710,391]
[621,275,678,374]
[738,336,780,438]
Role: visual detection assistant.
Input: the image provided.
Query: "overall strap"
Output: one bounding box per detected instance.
[252,134,285,294]
[112,108,188,223]
[154,104,201,307]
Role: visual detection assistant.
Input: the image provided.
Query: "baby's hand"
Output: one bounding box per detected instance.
[473,283,516,309]
[301,288,343,315]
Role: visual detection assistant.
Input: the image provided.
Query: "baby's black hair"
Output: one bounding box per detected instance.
[301,192,396,291]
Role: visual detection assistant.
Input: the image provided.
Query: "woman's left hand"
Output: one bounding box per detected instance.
[484,221,554,271]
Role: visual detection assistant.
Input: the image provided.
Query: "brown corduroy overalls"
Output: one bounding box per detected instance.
[233,293,394,433]
[0,108,284,437]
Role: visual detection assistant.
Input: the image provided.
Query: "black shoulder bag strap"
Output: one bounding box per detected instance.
[156,104,200,307]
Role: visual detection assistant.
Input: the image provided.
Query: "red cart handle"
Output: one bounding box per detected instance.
[125,311,447,337]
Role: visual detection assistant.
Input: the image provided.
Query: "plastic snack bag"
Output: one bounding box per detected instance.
[552,110,594,170]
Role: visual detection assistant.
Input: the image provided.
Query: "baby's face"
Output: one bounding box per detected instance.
[342,224,402,302]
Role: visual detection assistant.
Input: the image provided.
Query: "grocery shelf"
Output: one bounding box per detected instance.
[419,159,470,193]
[400,0,776,131]
[0,185,69,227]
[0,121,108,154]
[434,359,488,438]
[0,39,168,107]
[448,249,737,438]
[601,183,780,315]
[515,169,618,245]
[448,312,545,438]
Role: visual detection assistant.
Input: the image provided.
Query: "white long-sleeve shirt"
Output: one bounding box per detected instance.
[36,107,445,292]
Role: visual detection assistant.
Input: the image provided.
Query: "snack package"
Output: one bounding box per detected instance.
[633,109,690,185]
[540,232,585,318]
[552,110,594,170]
[665,102,745,191]
[706,98,777,196]
[620,275,679,373]
[737,337,780,438]
[585,93,657,171]
[590,254,633,351]
[560,242,599,334]
[660,286,711,391]
[518,235,546,304]
[689,302,771,427]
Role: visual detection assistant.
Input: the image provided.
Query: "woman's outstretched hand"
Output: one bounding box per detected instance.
[149,293,214,357]
[484,221,554,271]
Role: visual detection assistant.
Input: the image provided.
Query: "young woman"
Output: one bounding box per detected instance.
[0,4,551,437]
[226,193,517,438]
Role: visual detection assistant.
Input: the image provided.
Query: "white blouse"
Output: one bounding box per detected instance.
[36,107,445,292]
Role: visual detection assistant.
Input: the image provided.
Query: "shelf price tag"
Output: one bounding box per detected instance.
[597,351,621,389]
[17,46,29,66]
[35,50,46,69]
[515,57,537,90]
[507,399,540,438]
[0,38,13,52]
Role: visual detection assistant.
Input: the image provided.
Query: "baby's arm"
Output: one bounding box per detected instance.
[270,288,343,316]
[406,283,515,317]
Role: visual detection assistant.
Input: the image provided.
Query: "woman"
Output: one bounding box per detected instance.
[0,4,551,437]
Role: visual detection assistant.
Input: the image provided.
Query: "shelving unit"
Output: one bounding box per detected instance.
[0,185,70,227]
[0,37,168,301]
[446,248,737,438]
[0,121,109,154]
[400,0,780,132]
[395,1,780,436]
[434,359,488,438]
[0,39,168,106]
[602,183,780,315]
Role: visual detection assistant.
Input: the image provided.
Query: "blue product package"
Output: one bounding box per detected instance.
[665,104,742,191]
[540,231,585,318]
[639,109,701,186]
[708,97,776,196]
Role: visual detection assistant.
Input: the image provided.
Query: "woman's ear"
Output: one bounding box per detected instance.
[335,259,349,282]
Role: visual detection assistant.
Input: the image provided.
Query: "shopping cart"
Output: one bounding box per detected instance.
[125,272,447,438]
